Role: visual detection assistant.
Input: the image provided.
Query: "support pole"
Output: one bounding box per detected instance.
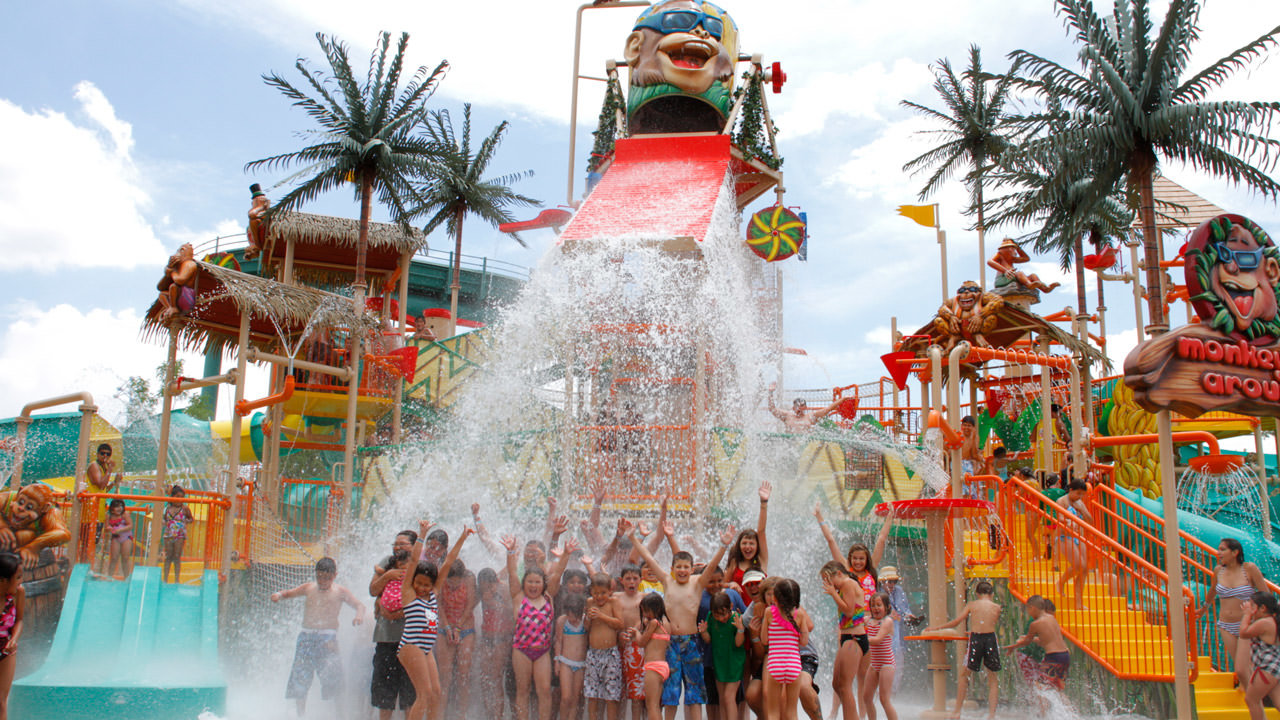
[67,400,98,565]
[937,223,948,303]
[221,312,251,574]
[1158,410,1193,719]
[1040,336,1054,471]
[1129,241,1146,345]
[340,321,364,527]
[947,343,969,617]
[393,249,412,443]
[149,325,180,565]
[925,511,949,716]
[1255,423,1272,540]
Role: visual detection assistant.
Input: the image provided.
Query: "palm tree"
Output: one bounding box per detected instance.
[986,89,1136,325]
[245,31,448,302]
[1005,0,1280,332]
[411,104,539,336]
[901,45,1023,286]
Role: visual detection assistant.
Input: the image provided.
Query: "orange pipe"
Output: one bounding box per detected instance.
[1090,430,1219,455]
[963,346,1072,369]
[235,375,295,417]
[926,410,964,450]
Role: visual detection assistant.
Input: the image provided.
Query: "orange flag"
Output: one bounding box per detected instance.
[897,204,937,228]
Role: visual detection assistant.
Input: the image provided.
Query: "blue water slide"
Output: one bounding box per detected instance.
[11,565,225,719]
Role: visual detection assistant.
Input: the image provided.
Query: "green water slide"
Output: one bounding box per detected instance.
[11,565,225,719]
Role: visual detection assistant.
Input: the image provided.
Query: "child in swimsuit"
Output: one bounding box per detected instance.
[437,559,478,719]
[820,560,866,720]
[106,498,134,580]
[762,578,810,720]
[398,521,471,720]
[0,551,24,706]
[161,485,194,584]
[1241,591,1280,717]
[634,593,672,720]
[476,567,515,720]
[863,592,898,720]
[554,594,589,720]
[502,533,574,720]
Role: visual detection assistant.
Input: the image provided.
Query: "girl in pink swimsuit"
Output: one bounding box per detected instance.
[634,593,671,720]
[0,551,24,707]
[502,534,573,720]
[762,578,810,720]
[106,499,134,580]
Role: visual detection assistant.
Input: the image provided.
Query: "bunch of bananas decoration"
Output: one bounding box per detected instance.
[1105,380,1160,497]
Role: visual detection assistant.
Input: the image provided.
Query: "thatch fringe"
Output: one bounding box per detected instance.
[265,211,425,253]
[141,261,381,353]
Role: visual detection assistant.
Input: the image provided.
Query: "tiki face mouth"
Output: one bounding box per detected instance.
[652,34,723,93]
[663,38,714,68]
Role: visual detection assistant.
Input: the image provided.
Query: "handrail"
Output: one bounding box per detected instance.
[75,490,231,579]
[1092,482,1280,670]
[990,475,1199,682]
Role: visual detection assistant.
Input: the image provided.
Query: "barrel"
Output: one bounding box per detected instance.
[22,548,69,639]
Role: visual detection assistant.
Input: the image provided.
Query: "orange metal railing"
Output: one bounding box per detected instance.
[75,491,231,579]
[985,474,1199,682]
[573,424,696,501]
[1091,483,1280,671]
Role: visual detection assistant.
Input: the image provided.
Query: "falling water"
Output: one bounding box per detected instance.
[211,187,1142,719]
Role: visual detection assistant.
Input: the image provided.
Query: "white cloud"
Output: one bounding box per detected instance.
[0,301,269,425]
[0,83,164,271]
[777,59,932,137]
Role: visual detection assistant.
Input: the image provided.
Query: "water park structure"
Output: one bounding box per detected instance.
[1,3,1280,720]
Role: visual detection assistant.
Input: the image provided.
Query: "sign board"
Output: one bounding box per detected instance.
[1124,214,1280,417]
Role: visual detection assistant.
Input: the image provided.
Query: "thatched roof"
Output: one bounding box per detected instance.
[898,301,1108,383]
[1138,176,1229,231]
[257,211,426,284]
[143,261,380,353]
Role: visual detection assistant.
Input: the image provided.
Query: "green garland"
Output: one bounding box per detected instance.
[731,69,782,170]
[1188,215,1280,341]
[587,75,628,174]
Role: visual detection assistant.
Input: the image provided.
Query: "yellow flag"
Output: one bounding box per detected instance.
[897,204,937,228]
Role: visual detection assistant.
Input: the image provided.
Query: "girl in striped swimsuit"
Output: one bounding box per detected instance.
[862,592,898,720]
[762,578,811,720]
[502,534,574,720]
[1241,592,1280,718]
[399,520,472,720]
[1197,538,1267,686]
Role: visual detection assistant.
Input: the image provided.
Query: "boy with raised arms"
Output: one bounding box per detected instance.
[626,519,734,720]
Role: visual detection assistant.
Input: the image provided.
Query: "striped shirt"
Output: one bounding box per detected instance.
[866,618,895,668]
[400,596,439,654]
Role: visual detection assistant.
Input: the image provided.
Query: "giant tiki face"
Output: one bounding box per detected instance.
[624,1,738,134]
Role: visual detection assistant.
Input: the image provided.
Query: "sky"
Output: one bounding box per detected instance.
[0,0,1278,427]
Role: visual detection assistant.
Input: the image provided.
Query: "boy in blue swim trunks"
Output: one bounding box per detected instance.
[272,557,367,716]
[628,521,735,720]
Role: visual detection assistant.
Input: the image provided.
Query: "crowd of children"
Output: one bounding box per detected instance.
[257,478,1102,720]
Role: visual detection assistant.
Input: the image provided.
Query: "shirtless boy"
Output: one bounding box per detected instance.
[616,564,648,720]
[767,388,842,434]
[927,580,1002,720]
[273,557,367,716]
[628,521,734,720]
[586,572,626,720]
[1004,595,1069,693]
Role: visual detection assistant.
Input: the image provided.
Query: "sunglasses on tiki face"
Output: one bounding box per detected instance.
[634,9,724,39]
[1216,242,1265,270]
